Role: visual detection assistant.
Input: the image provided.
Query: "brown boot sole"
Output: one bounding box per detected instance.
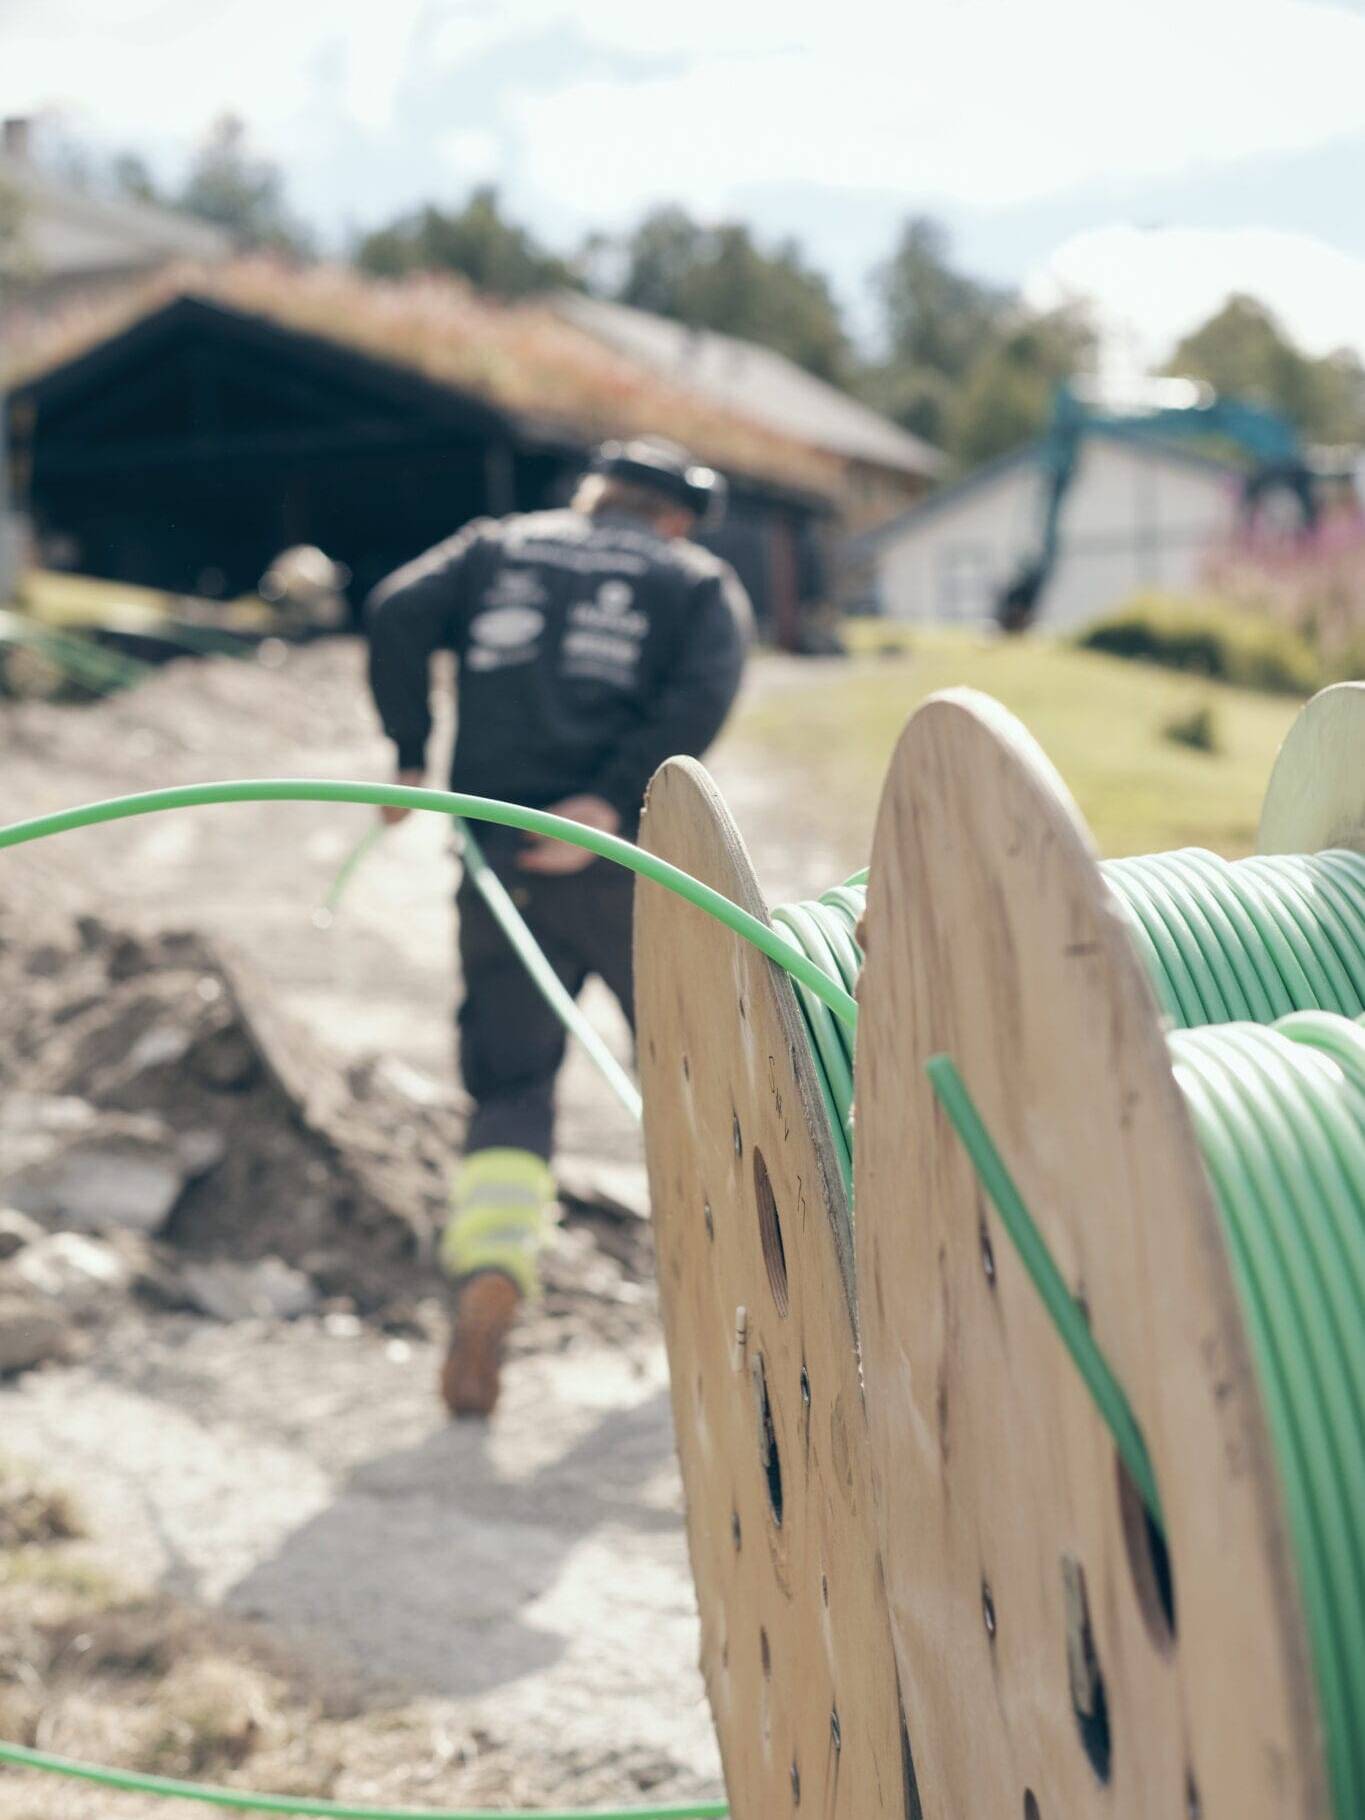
[440,1271,522,1418]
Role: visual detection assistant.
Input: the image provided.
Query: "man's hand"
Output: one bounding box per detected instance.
[380,769,425,826]
[517,794,621,875]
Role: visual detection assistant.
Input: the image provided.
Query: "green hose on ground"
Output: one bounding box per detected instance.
[0,1742,725,1820]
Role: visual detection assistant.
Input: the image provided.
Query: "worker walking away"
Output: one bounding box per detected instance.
[367,437,752,1418]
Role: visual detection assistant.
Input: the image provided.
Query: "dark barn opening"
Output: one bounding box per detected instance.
[8,294,831,640]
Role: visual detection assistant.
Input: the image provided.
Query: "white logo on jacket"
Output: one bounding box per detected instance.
[568,579,648,639]
[561,579,649,686]
[467,603,545,671]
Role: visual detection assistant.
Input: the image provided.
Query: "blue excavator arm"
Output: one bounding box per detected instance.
[997,382,1317,632]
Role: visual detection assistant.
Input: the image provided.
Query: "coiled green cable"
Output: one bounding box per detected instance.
[771,881,865,1193]
[1102,851,1365,1027]
[1171,1016,1365,1820]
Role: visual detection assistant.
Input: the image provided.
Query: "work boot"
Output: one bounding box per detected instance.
[438,1148,555,1419]
[441,1269,522,1418]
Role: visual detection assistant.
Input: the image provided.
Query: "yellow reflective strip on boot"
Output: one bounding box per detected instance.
[442,1148,555,1299]
[455,1147,555,1201]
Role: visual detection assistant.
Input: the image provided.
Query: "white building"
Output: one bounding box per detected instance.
[849,428,1244,632]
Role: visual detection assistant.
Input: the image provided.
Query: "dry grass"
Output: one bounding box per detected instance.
[0,1459,82,1551]
[2,257,844,498]
[0,1454,688,1819]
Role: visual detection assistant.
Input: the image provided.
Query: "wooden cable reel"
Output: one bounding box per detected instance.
[635,758,914,1820]
[1259,681,1365,857]
[854,690,1328,1820]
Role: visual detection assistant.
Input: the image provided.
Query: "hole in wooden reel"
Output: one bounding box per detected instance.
[1061,1555,1112,1784]
[1117,1451,1177,1649]
[751,1351,784,1527]
[979,1215,996,1287]
[898,1692,925,1820]
[1023,1793,1040,1820]
[753,1145,789,1316]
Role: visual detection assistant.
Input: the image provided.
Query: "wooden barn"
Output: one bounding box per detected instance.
[2,263,886,646]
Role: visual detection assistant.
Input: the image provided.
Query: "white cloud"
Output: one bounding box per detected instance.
[0,0,349,138]
[438,126,501,185]
[507,0,1365,217]
[335,0,429,133]
[1026,224,1365,372]
[4,0,1364,205]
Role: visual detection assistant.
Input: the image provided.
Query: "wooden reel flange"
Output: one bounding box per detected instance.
[854,690,1327,1820]
[1259,680,1365,856]
[636,758,913,1820]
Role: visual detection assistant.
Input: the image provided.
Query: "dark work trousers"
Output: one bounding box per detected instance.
[456,849,636,1161]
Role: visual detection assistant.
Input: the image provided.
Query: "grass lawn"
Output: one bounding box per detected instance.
[729,631,1303,866]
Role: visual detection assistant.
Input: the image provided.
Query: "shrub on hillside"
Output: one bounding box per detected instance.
[1076,593,1321,695]
[1162,701,1221,754]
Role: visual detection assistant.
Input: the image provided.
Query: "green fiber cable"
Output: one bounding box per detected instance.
[319,822,388,919]
[1150,852,1281,1020]
[770,880,867,1194]
[1257,859,1365,1004]
[1102,850,1365,1026]
[0,780,856,1030]
[320,808,863,1140]
[457,821,643,1123]
[1172,1019,1365,1820]
[923,1054,1164,1527]
[0,1742,725,1820]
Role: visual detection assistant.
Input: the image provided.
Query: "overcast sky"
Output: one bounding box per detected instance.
[4,0,1364,366]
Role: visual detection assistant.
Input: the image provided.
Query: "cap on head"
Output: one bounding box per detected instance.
[590,436,728,526]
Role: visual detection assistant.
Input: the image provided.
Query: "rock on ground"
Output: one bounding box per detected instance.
[0,1291,67,1374]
